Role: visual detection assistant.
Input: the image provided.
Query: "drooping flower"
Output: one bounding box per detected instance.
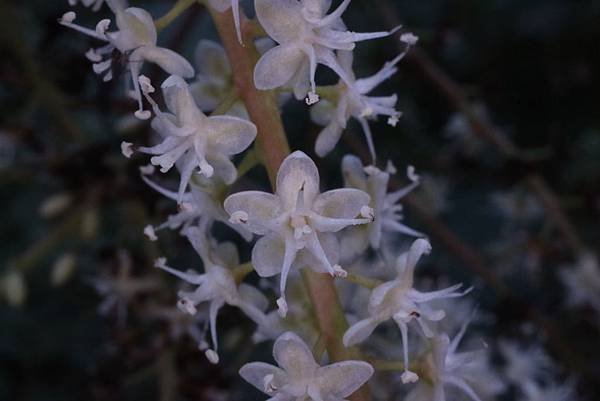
[155,227,267,364]
[498,340,553,387]
[224,151,373,316]
[140,172,251,242]
[406,321,504,401]
[240,331,374,401]
[559,252,600,313]
[340,155,422,261]
[58,3,194,118]
[311,39,416,159]
[343,239,471,383]
[254,0,399,104]
[89,250,160,326]
[134,75,256,203]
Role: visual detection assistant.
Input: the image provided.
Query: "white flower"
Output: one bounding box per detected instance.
[135,75,256,203]
[68,0,113,12]
[343,239,471,383]
[207,0,243,44]
[406,322,503,401]
[224,151,372,316]
[498,340,553,386]
[310,45,414,158]
[140,173,251,241]
[155,227,267,363]
[90,251,159,325]
[190,38,281,116]
[519,380,576,401]
[59,3,194,118]
[144,303,209,347]
[340,155,422,260]
[559,252,600,313]
[254,0,399,104]
[240,331,373,401]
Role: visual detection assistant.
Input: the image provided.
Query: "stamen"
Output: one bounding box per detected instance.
[205,349,219,364]
[276,297,288,317]
[143,225,157,241]
[95,19,111,35]
[199,159,214,178]
[120,141,134,158]
[60,11,76,24]
[230,210,249,224]
[360,205,375,221]
[306,91,320,105]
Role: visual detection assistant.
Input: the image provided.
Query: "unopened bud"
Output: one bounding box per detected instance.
[51,253,77,287]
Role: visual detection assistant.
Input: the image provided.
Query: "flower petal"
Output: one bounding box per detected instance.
[296,232,339,273]
[343,317,381,346]
[206,153,237,184]
[314,122,344,157]
[254,44,305,90]
[194,39,231,78]
[251,234,285,277]
[136,46,194,78]
[276,151,320,210]
[239,362,288,394]
[272,332,318,379]
[341,155,368,191]
[313,188,370,219]
[316,361,374,398]
[205,115,257,155]
[255,0,307,43]
[224,191,282,234]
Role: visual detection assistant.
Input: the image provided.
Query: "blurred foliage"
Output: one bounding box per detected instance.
[0,0,599,400]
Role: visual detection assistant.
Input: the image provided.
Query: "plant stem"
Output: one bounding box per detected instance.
[155,0,197,32]
[209,7,371,401]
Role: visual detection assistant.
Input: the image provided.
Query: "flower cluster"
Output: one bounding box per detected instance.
[59,1,573,401]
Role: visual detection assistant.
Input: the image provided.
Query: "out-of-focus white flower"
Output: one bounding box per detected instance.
[59,3,194,118]
[39,192,73,218]
[155,227,267,363]
[310,42,415,158]
[140,174,251,241]
[559,252,600,313]
[406,321,504,401]
[51,253,77,287]
[135,75,256,203]
[90,251,160,325]
[343,239,470,383]
[67,0,114,12]
[144,303,210,347]
[240,331,373,401]
[498,340,553,386]
[519,380,577,401]
[1,270,27,307]
[254,0,399,104]
[224,151,372,316]
[340,155,422,260]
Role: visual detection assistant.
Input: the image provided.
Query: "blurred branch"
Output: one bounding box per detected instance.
[0,2,83,142]
[370,0,585,256]
[155,0,197,32]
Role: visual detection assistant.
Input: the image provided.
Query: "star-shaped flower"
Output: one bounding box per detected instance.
[224,151,373,316]
[155,227,267,363]
[134,75,256,203]
[339,155,422,260]
[240,331,374,401]
[254,0,399,104]
[406,321,504,401]
[59,3,194,118]
[310,43,415,159]
[343,239,471,383]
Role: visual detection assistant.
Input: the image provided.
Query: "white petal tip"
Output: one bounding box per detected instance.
[229,210,249,225]
[135,110,152,120]
[387,114,401,127]
[120,141,134,158]
[407,165,420,182]
[154,257,167,268]
[139,164,155,175]
[401,371,419,384]
[205,349,219,364]
[138,75,155,94]
[360,205,375,221]
[400,32,419,46]
[305,92,320,105]
[143,225,157,241]
[95,19,110,35]
[60,11,76,24]
[333,265,348,278]
[276,297,288,318]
